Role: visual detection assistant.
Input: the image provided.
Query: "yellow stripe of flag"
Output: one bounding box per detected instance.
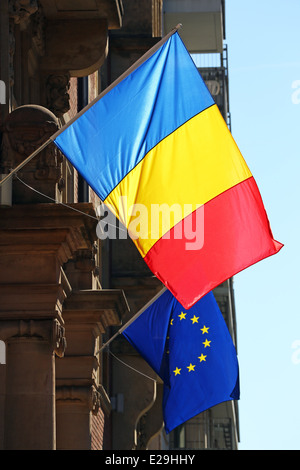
[105,104,252,257]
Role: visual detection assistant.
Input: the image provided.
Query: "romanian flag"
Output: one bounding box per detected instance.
[52,31,283,309]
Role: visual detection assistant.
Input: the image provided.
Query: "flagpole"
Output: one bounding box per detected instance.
[96,286,167,355]
[0,24,182,189]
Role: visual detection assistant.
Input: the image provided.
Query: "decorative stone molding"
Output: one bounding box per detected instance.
[63,239,100,289]
[62,289,129,335]
[55,287,129,435]
[56,385,101,415]
[0,202,98,250]
[0,201,99,337]
[74,248,97,273]
[0,284,66,321]
[0,319,66,357]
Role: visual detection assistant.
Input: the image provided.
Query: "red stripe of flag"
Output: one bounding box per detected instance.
[144,177,283,309]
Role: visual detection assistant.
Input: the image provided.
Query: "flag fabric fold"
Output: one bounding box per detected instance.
[122,289,240,433]
[53,31,283,309]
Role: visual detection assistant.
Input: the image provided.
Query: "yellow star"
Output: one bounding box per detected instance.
[201,325,209,334]
[190,315,199,324]
[170,319,173,325]
[173,367,181,376]
[203,339,211,348]
[178,312,186,321]
[187,363,196,372]
[198,354,207,362]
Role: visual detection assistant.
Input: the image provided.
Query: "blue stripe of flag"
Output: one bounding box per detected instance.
[54,33,214,201]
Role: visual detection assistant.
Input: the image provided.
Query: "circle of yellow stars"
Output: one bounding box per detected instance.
[171,311,212,377]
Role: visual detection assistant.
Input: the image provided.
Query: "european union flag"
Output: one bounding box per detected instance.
[122,289,239,433]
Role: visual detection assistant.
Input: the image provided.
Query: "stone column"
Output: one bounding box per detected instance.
[56,385,102,450]
[56,289,129,450]
[0,201,99,450]
[109,277,164,450]
[1,319,65,450]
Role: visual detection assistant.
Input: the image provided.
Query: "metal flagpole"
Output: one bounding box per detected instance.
[0,23,182,189]
[96,286,167,355]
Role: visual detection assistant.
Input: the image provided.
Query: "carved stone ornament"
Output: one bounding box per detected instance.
[90,386,102,415]
[52,320,67,358]
[9,0,38,25]
[74,248,97,273]
[46,74,71,118]
[31,3,46,57]
[0,104,64,203]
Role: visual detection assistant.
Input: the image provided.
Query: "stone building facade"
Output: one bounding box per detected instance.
[0,0,239,450]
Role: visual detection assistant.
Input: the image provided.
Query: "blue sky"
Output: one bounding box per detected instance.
[225,0,300,450]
